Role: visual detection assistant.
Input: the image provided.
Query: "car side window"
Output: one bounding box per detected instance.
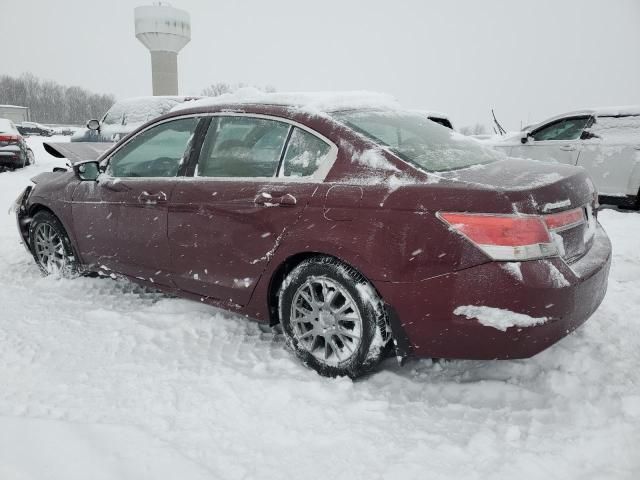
[281,127,331,177]
[532,117,591,141]
[197,116,289,177]
[107,117,198,178]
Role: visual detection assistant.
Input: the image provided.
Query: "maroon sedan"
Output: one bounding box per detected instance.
[14,99,611,377]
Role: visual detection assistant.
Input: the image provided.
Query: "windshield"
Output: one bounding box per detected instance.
[333,109,504,171]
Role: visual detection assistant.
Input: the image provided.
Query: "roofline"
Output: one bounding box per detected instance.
[525,105,640,131]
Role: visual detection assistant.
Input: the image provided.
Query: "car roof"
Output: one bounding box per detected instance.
[525,105,640,131]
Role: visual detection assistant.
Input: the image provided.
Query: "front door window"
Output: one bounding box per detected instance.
[108,117,198,178]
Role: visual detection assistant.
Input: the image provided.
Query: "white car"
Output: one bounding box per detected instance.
[490,106,640,208]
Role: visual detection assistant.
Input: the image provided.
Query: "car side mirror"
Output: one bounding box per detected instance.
[521,132,531,144]
[86,119,101,132]
[74,160,101,181]
[580,130,600,140]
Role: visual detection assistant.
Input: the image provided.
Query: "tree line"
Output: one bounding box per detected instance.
[0,73,115,125]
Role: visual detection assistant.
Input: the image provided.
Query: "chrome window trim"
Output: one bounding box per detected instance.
[103,112,338,183]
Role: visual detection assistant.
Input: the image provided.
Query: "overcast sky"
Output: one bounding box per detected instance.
[1,0,639,129]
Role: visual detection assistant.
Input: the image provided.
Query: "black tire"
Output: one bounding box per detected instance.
[278,256,390,378]
[26,148,35,166]
[29,210,78,277]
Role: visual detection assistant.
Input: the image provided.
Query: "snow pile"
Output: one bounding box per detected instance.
[454,305,549,331]
[0,137,638,479]
[172,87,399,113]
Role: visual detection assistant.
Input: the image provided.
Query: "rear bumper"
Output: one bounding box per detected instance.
[0,149,24,167]
[378,224,612,360]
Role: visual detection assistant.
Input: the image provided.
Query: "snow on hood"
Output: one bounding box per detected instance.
[171,87,400,114]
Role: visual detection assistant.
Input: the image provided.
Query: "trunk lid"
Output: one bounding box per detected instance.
[437,158,598,264]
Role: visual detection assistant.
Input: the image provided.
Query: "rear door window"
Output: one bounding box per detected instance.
[197,116,289,177]
[587,115,640,143]
[281,127,331,177]
[532,117,591,141]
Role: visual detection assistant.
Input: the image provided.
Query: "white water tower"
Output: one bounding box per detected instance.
[134,2,191,95]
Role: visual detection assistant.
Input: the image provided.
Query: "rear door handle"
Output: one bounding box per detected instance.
[254,192,297,207]
[138,191,167,204]
[560,145,576,151]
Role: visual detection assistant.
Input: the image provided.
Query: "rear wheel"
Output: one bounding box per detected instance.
[278,256,390,378]
[29,211,78,277]
[26,148,35,166]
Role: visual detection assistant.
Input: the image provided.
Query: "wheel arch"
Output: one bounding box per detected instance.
[25,203,80,261]
[266,250,385,326]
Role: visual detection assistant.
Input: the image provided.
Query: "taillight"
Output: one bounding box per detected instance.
[439,212,557,261]
[0,134,19,144]
[543,208,584,231]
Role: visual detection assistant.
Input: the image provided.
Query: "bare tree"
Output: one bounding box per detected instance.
[0,73,115,124]
[200,82,276,97]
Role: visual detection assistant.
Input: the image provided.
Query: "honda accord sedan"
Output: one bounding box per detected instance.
[14,96,612,377]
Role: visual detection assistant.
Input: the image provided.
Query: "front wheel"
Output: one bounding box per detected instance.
[29,210,78,277]
[278,257,390,378]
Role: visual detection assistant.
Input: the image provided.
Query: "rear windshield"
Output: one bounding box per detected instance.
[333,110,503,171]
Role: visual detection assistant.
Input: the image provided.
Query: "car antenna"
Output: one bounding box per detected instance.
[492,109,507,135]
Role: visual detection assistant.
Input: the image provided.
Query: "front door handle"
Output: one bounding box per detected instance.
[560,144,576,151]
[138,191,167,204]
[254,192,297,207]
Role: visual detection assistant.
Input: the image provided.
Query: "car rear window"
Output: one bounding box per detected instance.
[333,110,503,172]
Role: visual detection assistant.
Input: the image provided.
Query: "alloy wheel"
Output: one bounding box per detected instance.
[290,276,363,366]
[33,223,67,274]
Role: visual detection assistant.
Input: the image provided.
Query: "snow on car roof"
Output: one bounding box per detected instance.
[102,96,197,125]
[525,105,640,131]
[413,109,451,120]
[171,87,400,114]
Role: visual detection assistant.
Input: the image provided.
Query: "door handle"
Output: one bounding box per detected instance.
[138,191,167,204]
[559,145,576,151]
[254,192,297,207]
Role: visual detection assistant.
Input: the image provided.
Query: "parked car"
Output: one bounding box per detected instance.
[71,96,200,143]
[16,97,611,378]
[0,118,35,170]
[17,121,54,137]
[489,106,640,208]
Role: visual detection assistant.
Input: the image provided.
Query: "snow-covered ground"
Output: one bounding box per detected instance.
[0,136,639,479]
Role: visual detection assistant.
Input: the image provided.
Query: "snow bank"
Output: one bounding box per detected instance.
[454,305,549,331]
